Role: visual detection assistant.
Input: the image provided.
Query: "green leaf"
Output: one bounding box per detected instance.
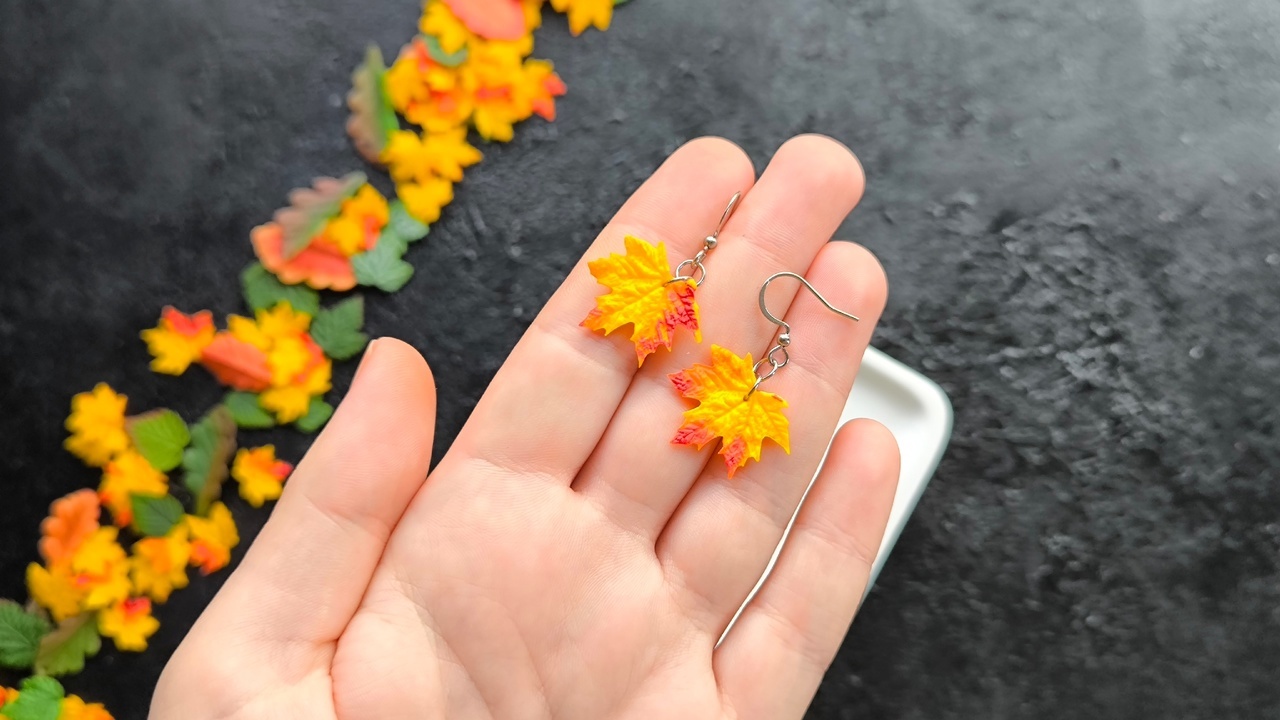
[421,34,469,67]
[385,200,429,243]
[0,601,50,670]
[240,263,321,316]
[310,297,369,361]
[352,238,415,293]
[33,614,100,677]
[2,676,64,720]
[223,391,276,429]
[129,493,185,537]
[277,173,367,258]
[295,398,335,433]
[347,45,400,163]
[125,409,190,472]
[183,406,238,516]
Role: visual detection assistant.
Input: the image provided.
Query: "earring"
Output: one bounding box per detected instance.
[668,272,860,477]
[583,192,742,366]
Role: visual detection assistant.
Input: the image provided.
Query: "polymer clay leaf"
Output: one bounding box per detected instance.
[385,200,429,243]
[669,345,790,478]
[347,46,400,164]
[33,614,100,677]
[129,494,184,538]
[0,600,50,669]
[241,263,321,316]
[296,398,334,434]
[276,173,367,259]
[310,296,368,361]
[422,34,469,67]
[352,238,415,292]
[2,676,64,720]
[223,391,276,429]
[126,409,190,472]
[584,235,700,366]
[182,406,237,517]
[440,0,526,41]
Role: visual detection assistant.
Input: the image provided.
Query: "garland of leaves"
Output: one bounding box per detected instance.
[0,1,623,716]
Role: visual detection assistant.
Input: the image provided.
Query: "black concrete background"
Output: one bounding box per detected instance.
[3,0,1280,717]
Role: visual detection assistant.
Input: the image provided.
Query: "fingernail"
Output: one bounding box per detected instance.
[351,337,381,389]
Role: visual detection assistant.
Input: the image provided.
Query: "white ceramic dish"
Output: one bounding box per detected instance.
[723,346,952,639]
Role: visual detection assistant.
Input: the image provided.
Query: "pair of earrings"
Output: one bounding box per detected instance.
[584,194,860,477]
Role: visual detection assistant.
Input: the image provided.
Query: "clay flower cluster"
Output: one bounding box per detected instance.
[0,383,289,697]
[142,268,373,430]
[0,1,623,716]
[254,0,618,293]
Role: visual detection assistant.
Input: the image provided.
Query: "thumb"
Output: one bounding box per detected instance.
[157,338,436,705]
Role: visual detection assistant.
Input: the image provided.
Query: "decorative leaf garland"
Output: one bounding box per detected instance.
[0,1,626,716]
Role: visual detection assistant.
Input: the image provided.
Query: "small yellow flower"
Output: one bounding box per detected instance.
[98,597,160,652]
[98,450,168,527]
[186,503,240,575]
[60,694,115,720]
[258,386,311,423]
[345,184,391,225]
[322,185,391,256]
[383,129,483,185]
[267,335,314,387]
[386,40,477,131]
[260,356,330,423]
[64,384,130,467]
[548,0,612,35]
[129,526,191,603]
[397,177,456,224]
[324,215,367,256]
[227,313,272,351]
[140,308,216,375]
[232,446,293,508]
[2,685,17,708]
[256,302,312,339]
[26,562,85,622]
[71,527,131,611]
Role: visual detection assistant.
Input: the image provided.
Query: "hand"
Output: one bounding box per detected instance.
[151,135,900,720]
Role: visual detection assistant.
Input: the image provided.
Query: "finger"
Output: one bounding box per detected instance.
[575,135,866,541]
[173,338,436,657]
[714,420,899,720]
[658,240,889,636]
[444,137,755,485]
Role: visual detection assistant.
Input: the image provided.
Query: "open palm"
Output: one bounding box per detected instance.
[152,135,900,720]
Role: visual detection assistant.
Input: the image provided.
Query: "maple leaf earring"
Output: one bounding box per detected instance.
[583,192,742,365]
[668,271,861,477]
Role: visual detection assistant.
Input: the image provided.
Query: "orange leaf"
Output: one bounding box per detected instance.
[251,222,358,292]
[583,235,701,366]
[669,345,790,477]
[39,490,101,566]
[442,0,527,40]
[199,334,272,392]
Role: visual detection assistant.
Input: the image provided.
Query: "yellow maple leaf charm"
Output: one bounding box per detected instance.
[583,235,701,365]
[669,345,791,477]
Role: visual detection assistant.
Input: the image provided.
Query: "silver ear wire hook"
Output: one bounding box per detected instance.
[671,191,742,287]
[746,271,861,399]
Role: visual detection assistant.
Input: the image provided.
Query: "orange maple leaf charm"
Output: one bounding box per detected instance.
[669,345,791,478]
[583,235,701,365]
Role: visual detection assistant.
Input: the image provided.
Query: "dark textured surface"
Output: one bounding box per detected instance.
[3,0,1280,717]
